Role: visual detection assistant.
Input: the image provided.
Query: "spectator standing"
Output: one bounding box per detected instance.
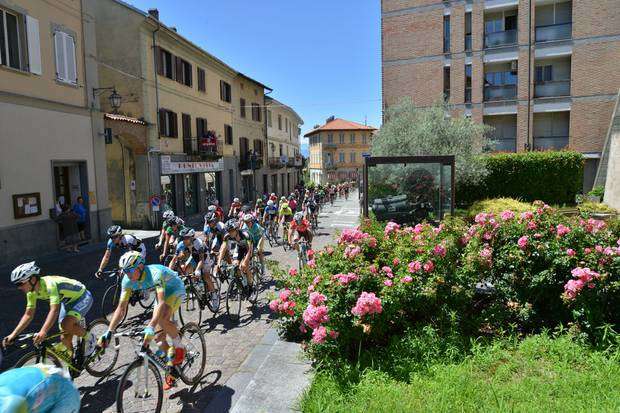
[72,196,87,240]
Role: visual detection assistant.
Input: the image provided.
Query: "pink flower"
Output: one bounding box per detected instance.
[329,330,339,339]
[423,260,435,273]
[392,258,400,266]
[299,324,307,333]
[402,275,413,283]
[383,279,393,287]
[526,221,537,230]
[311,326,327,344]
[408,261,422,273]
[556,224,571,237]
[368,237,377,248]
[332,272,359,286]
[432,244,446,257]
[351,292,382,317]
[482,232,493,241]
[307,249,315,259]
[344,245,361,259]
[381,266,393,274]
[479,246,493,266]
[325,246,335,255]
[303,304,329,329]
[517,236,529,250]
[566,248,576,257]
[520,211,534,220]
[584,247,592,254]
[384,221,401,237]
[500,210,515,221]
[312,275,321,285]
[279,289,292,301]
[288,268,298,277]
[309,291,326,306]
[269,299,279,312]
[369,264,378,274]
[595,245,603,254]
[307,259,316,269]
[564,279,585,300]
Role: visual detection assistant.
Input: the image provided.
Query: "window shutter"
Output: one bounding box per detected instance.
[175,56,182,83]
[65,34,77,83]
[158,109,166,136]
[54,32,66,81]
[187,63,192,87]
[155,46,163,76]
[171,111,178,137]
[26,16,41,75]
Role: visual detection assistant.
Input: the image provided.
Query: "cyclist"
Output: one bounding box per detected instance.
[169,227,218,307]
[3,262,96,360]
[214,219,254,291]
[254,198,265,224]
[262,200,278,237]
[228,197,242,218]
[99,251,186,390]
[269,193,278,203]
[96,225,146,279]
[155,210,175,251]
[278,200,294,241]
[204,212,226,254]
[159,216,184,263]
[288,195,297,213]
[0,364,81,413]
[289,212,313,250]
[210,200,225,220]
[241,214,265,275]
[304,195,319,225]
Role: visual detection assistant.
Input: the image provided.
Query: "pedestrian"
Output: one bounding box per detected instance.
[72,196,87,240]
[59,204,80,253]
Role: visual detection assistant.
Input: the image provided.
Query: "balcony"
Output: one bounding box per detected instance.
[183,137,223,159]
[535,22,572,43]
[324,163,336,171]
[484,29,517,48]
[268,157,285,169]
[484,84,517,101]
[239,156,263,171]
[533,136,569,150]
[323,141,337,149]
[493,138,517,152]
[534,80,571,98]
[286,158,296,168]
[294,156,304,168]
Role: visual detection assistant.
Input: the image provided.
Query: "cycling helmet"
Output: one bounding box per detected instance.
[107,225,122,237]
[179,227,195,238]
[205,212,218,223]
[242,213,255,223]
[207,205,217,213]
[213,199,219,206]
[270,193,276,197]
[256,198,263,205]
[162,210,175,220]
[288,195,295,200]
[11,261,40,285]
[173,217,185,226]
[233,197,240,203]
[267,200,275,206]
[225,219,239,232]
[294,212,304,223]
[119,251,145,272]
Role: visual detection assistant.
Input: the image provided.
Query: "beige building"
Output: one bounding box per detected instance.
[306,117,376,185]
[0,0,111,265]
[265,96,304,196]
[381,0,620,191]
[88,1,273,225]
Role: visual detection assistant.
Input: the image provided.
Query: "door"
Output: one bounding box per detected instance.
[183,173,198,215]
[53,166,70,209]
[161,174,176,213]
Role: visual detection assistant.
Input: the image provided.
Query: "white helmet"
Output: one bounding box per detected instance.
[119,251,145,272]
[242,213,254,223]
[233,197,240,203]
[162,210,175,220]
[11,261,40,285]
[267,200,274,206]
[208,205,217,213]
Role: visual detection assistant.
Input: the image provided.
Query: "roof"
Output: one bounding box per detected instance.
[104,113,148,125]
[304,118,377,137]
[265,96,304,125]
[237,72,272,92]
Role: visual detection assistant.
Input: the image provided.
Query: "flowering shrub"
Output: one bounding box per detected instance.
[271,207,620,363]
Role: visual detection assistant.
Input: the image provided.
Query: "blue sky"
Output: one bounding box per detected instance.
[124,0,382,142]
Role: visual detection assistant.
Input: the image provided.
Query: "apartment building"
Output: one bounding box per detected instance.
[0,0,111,265]
[382,0,620,191]
[306,117,376,185]
[265,96,304,195]
[88,0,271,225]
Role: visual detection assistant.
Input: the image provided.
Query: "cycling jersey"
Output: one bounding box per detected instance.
[242,222,264,245]
[0,365,80,413]
[176,238,206,264]
[107,234,146,258]
[224,230,252,260]
[279,205,293,217]
[291,219,310,234]
[26,276,86,309]
[121,264,185,303]
[264,205,278,216]
[289,200,297,211]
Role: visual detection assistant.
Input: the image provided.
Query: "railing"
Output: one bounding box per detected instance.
[535,22,572,43]
[533,136,569,150]
[239,157,263,171]
[534,80,571,98]
[183,138,223,159]
[483,84,517,101]
[464,34,472,51]
[492,138,517,152]
[324,163,337,170]
[484,29,517,48]
[323,141,337,149]
[268,157,285,169]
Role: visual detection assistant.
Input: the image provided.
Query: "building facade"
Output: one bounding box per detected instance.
[306,117,376,185]
[0,0,111,265]
[381,0,620,191]
[265,96,304,196]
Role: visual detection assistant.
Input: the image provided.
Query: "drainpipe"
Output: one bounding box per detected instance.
[526,0,532,151]
[264,90,273,193]
[149,21,161,228]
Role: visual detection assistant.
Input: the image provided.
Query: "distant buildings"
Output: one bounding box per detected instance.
[306,117,376,185]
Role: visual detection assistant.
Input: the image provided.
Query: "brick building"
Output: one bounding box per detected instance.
[381,0,620,191]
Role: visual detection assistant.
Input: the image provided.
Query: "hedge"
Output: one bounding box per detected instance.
[458,151,584,206]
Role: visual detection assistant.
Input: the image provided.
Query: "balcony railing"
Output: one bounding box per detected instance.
[268,157,285,169]
[534,80,571,98]
[484,84,517,101]
[464,34,472,51]
[492,138,517,152]
[239,156,263,171]
[484,29,517,48]
[535,22,572,43]
[533,136,569,150]
[183,138,223,159]
[324,163,336,170]
[323,141,337,148]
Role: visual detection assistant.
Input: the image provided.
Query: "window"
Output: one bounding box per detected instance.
[278,114,282,130]
[158,109,178,137]
[339,152,345,163]
[327,133,333,144]
[157,48,174,79]
[362,133,367,145]
[267,110,272,127]
[220,80,231,102]
[54,31,77,84]
[485,71,517,86]
[465,12,472,51]
[196,117,207,137]
[279,144,283,156]
[339,133,344,144]
[350,133,355,144]
[535,65,553,82]
[251,103,261,122]
[225,124,233,145]
[182,113,191,138]
[443,66,450,102]
[465,64,472,103]
[443,15,450,53]
[350,152,356,163]
[0,8,24,70]
[176,58,192,87]
[254,139,263,156]
[285,118,288,132]
[240,98,246,118]
[197,67,206,92]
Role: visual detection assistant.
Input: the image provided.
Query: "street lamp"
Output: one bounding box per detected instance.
[92,86,122,113]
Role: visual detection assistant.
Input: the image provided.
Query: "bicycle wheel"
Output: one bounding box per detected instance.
[101,284,126,324]
[226,277,243,322]
[85,318,119,377]
[116,357,163,413]
[138,289,156,310]
[177,322,206,385]
[14,350,63,369]
[204,273,221,314]
[178,283,203,327]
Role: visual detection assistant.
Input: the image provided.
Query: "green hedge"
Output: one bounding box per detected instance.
[458,151,584,206]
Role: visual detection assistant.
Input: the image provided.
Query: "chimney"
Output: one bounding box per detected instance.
[148,8,159,20]
[326,115,335,123]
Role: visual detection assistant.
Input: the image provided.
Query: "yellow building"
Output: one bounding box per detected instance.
[0,0,111,264]
[89,1,271,225]
[265,96,304,196]
[306,117,376,185]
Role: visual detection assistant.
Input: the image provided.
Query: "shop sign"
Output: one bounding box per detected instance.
[161,156,223,174]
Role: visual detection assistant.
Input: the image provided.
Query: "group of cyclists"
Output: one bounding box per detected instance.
[0,181,355,412]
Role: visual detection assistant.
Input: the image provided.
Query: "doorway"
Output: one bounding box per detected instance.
[183,173,198,216]
[161,174,176,213]
[53,161,90,239]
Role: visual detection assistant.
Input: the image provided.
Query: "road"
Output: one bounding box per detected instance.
[0,192,361,412]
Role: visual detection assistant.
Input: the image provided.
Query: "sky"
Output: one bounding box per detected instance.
[124,0,382,143]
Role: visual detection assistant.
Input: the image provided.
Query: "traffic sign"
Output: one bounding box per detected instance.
[149,196,161,211]
[362,152,371,158]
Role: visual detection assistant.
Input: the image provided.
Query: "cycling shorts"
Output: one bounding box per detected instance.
[59,290,92,327]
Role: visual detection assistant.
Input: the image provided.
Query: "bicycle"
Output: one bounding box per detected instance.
[281,221,291,251]
[177,263,221,327]
[222,263,258,323]
[295,239,310,271]
[250,250,269,286]
[264,218,279,247]
[115,323,206,413]
[310,212,319,234]
[100,269,156,325]
[12,318,119,379]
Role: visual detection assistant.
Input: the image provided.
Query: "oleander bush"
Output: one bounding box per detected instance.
[271,203,620,365]
[467,198,532,219]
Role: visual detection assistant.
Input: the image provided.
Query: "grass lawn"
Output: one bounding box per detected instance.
[300,335,620,412]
